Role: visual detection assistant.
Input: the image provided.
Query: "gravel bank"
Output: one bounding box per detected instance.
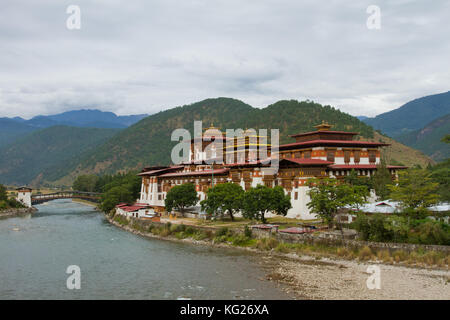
[265,255,450,300]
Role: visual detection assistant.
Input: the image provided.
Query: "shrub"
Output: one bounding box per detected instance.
[160,228,171,237]
[216,227,229,237]
[214,235,228,243]
[185,226,195,235]
[175,224,186,232]
[376,250,392,263]
[413,221,450,245]
[0,200,7,210]
[244,225,252,238]
[275,242,290,253]
[175,232,187,239]
[169,224,179,233]
[231,234,253,246]
[392,250,408,263]
[192,230,209,241]
[255,237,279,250]
[358,246,373,261]
[337,247,351,257]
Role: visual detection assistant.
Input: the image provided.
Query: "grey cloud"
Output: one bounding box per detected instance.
[0,0,449,118]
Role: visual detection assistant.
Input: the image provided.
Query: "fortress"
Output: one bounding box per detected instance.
[134,122,406,220]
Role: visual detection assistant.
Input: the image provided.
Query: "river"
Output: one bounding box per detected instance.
[0,199,290,300]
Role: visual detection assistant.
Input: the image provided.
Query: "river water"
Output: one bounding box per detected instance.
[0,199,289,300]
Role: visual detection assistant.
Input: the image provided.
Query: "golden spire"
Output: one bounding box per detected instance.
[314,121,332,131]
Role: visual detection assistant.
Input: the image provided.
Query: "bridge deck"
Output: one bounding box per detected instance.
[31,191,101,204]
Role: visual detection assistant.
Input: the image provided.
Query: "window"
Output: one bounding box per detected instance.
[369,151,376,163]
[344,151,350,164]
[327,151,335,162]
[304,151,311,159]
[294,152,301,158]
[354,151,360,163]
[294,192,298,200]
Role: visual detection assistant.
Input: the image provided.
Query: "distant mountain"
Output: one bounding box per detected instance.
[0,126,119,186]
[43,97,432,186]
[0,118,36,147]
[26,109,149,129]
[362,91,450,137]
[356,116,369,121]
[396,114,450,162]
[0,109,148,148]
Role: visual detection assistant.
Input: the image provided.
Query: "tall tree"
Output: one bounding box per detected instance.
[200,183,244,221]
[165,183,198,213]
[371,159,392,200]
[73,174,100,192]
[0,184,7,202]
[388,169,440,211]
[306,178,367,229]
[242,185,291,223]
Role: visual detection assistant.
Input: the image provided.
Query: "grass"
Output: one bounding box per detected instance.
[113,215,129,226]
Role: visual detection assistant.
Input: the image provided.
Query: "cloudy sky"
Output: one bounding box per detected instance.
[0,0,449,118]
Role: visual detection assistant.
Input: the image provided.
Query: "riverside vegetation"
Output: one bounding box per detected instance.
[0,184,25,210]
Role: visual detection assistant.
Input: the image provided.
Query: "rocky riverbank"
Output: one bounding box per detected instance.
[0,207,37,219]
[105,213,450,299]
[263,254,450,299]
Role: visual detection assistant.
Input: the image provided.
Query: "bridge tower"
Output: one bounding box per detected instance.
[16,186,32,207]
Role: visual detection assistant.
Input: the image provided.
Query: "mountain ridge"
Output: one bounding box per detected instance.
[362,91,450,137]
[0,109,148,148]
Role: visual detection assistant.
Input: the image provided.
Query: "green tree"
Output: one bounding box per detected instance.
[306,178,367,229]
[241,185,292,223]
[345,169,372,191]
[429,165,450,202]
[100,186,134,213]
[371,159,392,200]
[0,184,7,202]
[200,183,244,221]
[97,171,142,212]
[73,174,100,192]
[165,183,198,213]
[441,134,450,144]
[388,169,440,211]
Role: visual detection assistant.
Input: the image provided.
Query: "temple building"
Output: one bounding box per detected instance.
[134,122,406,220]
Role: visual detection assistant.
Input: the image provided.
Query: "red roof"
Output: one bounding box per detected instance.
[289,130,358,138]
[328,164,408,170]
[158,168,230,178]
[138,166,184,176]
[280,158,333,166]
[280,139,390,149]
[224,159,271,167]
[116,203,128,207]
[279,227,313,234]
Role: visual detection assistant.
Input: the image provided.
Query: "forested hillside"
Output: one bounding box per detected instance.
[396,114,450,162]
[0,126,119,185]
